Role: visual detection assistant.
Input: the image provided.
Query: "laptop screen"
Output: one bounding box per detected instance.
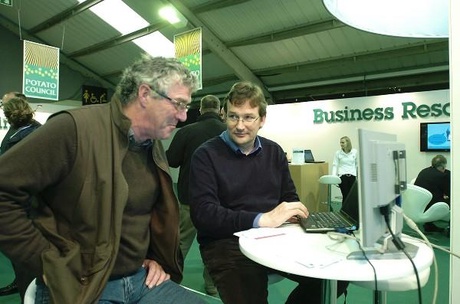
[304,149,315,162]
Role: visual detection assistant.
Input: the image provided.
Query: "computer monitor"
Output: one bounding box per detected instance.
[355,129,408,256]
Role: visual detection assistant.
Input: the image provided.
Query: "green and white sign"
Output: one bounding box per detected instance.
[22,40,60,101]
[174,27,202,90]
[0,0,13,7]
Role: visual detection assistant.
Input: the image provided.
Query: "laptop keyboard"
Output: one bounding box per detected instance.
[303,212,350,228]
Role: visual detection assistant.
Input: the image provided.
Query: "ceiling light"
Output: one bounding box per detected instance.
[134,32,175,58]
[77,0,174,57]
[323,0,448,38]
[78,0,148,34]
[159,5,188,28]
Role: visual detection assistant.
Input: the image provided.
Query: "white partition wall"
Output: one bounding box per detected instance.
[449,0,459,302]
[259,89,451,182]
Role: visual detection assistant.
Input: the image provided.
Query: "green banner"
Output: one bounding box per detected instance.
[0,0,13,7]
[174,27,202,90]
[23,40,60,100]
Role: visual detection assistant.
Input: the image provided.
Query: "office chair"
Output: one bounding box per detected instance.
[319,175,341,211]
[401,184,450,224]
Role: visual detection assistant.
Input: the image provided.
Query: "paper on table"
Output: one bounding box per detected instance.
[236,228,344,269]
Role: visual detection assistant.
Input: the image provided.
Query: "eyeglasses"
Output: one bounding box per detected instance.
[226,114,260,124]
[151,88,190,112]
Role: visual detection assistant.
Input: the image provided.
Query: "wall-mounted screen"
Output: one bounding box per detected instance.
[420,122,451,152]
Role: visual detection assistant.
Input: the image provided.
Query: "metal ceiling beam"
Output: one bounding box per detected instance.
[67,21,169,58]
[168,0,274,103]
[28,0,104,35]
[194,69,449,102]
[226,19,345,47]
[200,41,448,88]
[271,71,449,102]
[192,0,251,14]
[253,41,448,76]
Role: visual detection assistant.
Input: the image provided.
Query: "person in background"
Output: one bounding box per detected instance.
[0,92,36,153]
[0,54,206,304]
[1,97,42,155]
[414,154,451,233]
[166,94,226,296]
[189,81,348,303]
[0,94,42,300]
[332,136,358,201]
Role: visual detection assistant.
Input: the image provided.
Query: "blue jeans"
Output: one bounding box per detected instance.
[35,267,205,304]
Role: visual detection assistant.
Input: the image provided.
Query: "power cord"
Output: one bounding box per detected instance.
[380,205,422,304]
[327,231,380,301]
[352,231,380,301]
[403,213,444,304]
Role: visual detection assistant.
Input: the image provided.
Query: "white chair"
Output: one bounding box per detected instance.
[24,278,36,304]
[401,184,450,224]
[319,175,341,211]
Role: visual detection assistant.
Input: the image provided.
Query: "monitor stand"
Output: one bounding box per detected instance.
[346,234,419,260]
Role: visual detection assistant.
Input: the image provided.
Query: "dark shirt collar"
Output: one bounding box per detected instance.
[219,130,262,155]
[128,128,153,150]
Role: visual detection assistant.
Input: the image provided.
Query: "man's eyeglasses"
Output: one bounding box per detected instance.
[151,89,190,112]
[226,114,260,124]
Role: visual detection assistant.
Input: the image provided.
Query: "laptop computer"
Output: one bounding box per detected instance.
[304,149,325,163]
[299,181,359,233]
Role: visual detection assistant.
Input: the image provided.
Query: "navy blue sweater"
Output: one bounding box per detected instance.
[189,135,298,245]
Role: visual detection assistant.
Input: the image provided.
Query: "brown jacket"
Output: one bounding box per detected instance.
[0,97,182,303]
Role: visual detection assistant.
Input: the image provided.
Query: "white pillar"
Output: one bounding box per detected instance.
[449,0,459,302]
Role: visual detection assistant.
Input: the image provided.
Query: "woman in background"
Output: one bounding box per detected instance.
[332,136,358,201]
[0,96,41,301]
[1,97,41,155]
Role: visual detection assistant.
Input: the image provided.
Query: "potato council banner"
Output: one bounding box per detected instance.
[23,40,60,100]
[174,27,202,90]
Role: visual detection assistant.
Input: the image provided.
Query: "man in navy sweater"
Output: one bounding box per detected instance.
[189,81,348,303]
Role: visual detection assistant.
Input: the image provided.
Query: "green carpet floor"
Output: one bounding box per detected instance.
[0,225,450,303]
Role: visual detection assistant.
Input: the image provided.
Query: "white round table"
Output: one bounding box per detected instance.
[238,224,434,304]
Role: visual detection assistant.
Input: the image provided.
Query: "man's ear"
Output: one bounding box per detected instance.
[138,84,151,107]
[259,116,266,129]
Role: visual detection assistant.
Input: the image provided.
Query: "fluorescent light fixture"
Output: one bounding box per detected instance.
[135,32,175,58]
[159,5,188,28]
[77,0,174,57]
[159,6,181,24]
[323,0,449,38]
[85,0,148,34]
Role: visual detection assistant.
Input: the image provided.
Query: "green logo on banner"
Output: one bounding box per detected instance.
[0,0,13,6]
[23,64,58,100]
[178,54,201,87]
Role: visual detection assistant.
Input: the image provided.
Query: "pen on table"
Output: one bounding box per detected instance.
[254,233,286,240]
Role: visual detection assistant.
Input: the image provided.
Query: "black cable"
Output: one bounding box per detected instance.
[380,205,422,304]
[351,231,380,302]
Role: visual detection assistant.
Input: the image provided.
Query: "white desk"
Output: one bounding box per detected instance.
[238,224,434,304]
